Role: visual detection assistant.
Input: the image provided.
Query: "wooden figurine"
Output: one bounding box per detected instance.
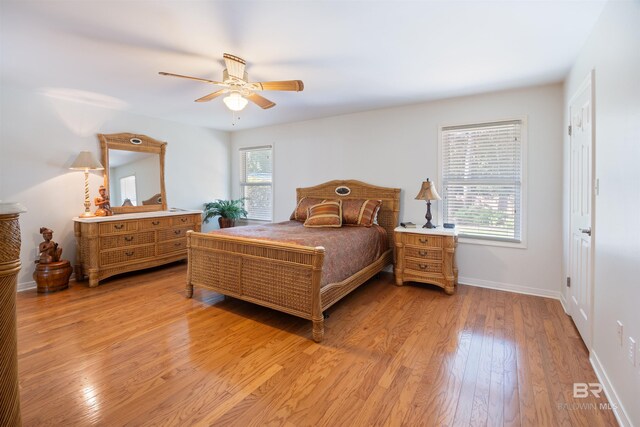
[33,227,72,293]
[94,185,113,216]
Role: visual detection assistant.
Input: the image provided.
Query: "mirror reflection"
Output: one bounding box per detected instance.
[108,149,161,207]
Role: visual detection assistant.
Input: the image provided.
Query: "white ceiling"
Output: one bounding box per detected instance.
[1,0,606,131]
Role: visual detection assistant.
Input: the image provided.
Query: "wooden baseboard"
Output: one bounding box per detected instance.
[458,276,562,300]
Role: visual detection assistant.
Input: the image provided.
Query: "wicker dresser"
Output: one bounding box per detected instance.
[74,210,201,287]
[394,226,458,294]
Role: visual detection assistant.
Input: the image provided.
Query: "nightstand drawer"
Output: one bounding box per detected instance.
[404,259,443,274]
[403,234,442,248]
[405,246,442,261]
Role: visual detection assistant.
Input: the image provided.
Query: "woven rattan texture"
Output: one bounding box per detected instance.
[405,259,442,273]
[0,214,22,426]
[100,245,155,266]
[405,247,443,261]
[191,251,241,294]
[241,258,312,312]
[0,217,20,262]
[100,231,155,250]
[192,236,317,265]
[158,239,186,254]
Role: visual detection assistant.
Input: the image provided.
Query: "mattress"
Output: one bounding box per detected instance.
[210,221,388,286]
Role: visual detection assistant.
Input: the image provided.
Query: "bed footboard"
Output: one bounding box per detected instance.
[186,230,326,341]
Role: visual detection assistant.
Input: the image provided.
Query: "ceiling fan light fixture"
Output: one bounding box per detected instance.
[223,92,248,111]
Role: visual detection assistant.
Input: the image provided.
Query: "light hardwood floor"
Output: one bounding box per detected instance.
[16,263,617,426]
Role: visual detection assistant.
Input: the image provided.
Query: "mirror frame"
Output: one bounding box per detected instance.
[98,132,167,214]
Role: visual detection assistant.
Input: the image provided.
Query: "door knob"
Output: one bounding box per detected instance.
[580,227,592,236]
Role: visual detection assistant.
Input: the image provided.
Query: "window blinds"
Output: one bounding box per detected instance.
[240,146,273,221]
[441,120,522,242]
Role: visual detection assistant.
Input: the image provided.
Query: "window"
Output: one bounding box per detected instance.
[440,119,524,243]
[240,146,273,221]
[119,175,137,206]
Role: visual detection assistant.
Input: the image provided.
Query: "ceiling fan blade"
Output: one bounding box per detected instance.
[223,53,246,80]
[251,80,304,92]
[246,93,276,109]
[195,90,226,102]
[158,71,225,86]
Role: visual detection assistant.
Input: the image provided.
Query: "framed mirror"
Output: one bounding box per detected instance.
[98,133,167,214]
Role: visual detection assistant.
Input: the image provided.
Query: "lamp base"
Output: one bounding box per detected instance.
[79,212,95,218]
[423,221,436,229]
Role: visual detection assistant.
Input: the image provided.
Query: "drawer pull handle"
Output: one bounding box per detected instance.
[180,218,187,222]
[174,242,182,247]
[114,224,124,230]
[124,236,134,242]
[419,250,428,256]
[152,221,160,226]
[174,230,182,235]
[419,238,428,244]
[419,264,428,270]
[125,251,134,256]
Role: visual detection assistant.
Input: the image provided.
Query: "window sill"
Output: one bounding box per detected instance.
[458,237,527,249]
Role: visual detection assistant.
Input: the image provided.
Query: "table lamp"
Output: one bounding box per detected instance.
[415,178,441,228]
[69,151,104,217]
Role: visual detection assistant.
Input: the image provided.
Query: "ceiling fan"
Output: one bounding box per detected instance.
[159,53,304,112]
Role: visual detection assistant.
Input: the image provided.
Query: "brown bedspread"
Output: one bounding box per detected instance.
[210,221,388,287]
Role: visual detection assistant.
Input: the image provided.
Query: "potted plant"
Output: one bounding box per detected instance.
[203,199,248,228]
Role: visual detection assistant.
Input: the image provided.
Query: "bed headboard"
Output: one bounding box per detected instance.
[296,180,401,248]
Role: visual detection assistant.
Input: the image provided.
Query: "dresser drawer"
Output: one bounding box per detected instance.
[100,245,155,266]
[403,234,442,248]
[100,231,156,250]
[158,239,187,255]
[404,258,443,274]
[171,215,197,227]
[158,226,192,241]
[99,221,138,235]
[405,246,443,261]
[139,218,171,230]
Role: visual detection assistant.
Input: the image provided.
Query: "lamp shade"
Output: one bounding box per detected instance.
[223,92,249,112]
[69,151,104,170]
[415,178,441,201]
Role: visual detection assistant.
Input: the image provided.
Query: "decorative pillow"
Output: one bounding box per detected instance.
[290,197,326,222]
[341,199,382,226]
[304,200,343,228]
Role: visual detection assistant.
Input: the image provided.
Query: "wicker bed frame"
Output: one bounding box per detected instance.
[186,180,400,342]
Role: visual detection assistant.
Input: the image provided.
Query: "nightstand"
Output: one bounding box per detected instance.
[394,226,458,294]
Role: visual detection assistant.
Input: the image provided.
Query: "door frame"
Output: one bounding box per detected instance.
[566,69,596,348]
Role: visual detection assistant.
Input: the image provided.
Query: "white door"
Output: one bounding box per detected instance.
[568,72,594,348]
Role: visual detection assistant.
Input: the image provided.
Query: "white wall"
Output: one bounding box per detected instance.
[0,85,231,286]
[564,1,640,425]
[231,83,564,297]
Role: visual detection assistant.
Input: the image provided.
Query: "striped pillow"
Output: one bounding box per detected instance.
[304,200,343,228]
[341,199,382,226]
[290,197,325,222]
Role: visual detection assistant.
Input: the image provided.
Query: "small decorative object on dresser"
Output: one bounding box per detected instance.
[203,199,248,229]
[394,226,458,295]
[94,185,113,216]
[33,227,72,293]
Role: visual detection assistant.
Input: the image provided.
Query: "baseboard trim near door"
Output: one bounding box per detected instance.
[458,276,562,300]
[590,351,632,427]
